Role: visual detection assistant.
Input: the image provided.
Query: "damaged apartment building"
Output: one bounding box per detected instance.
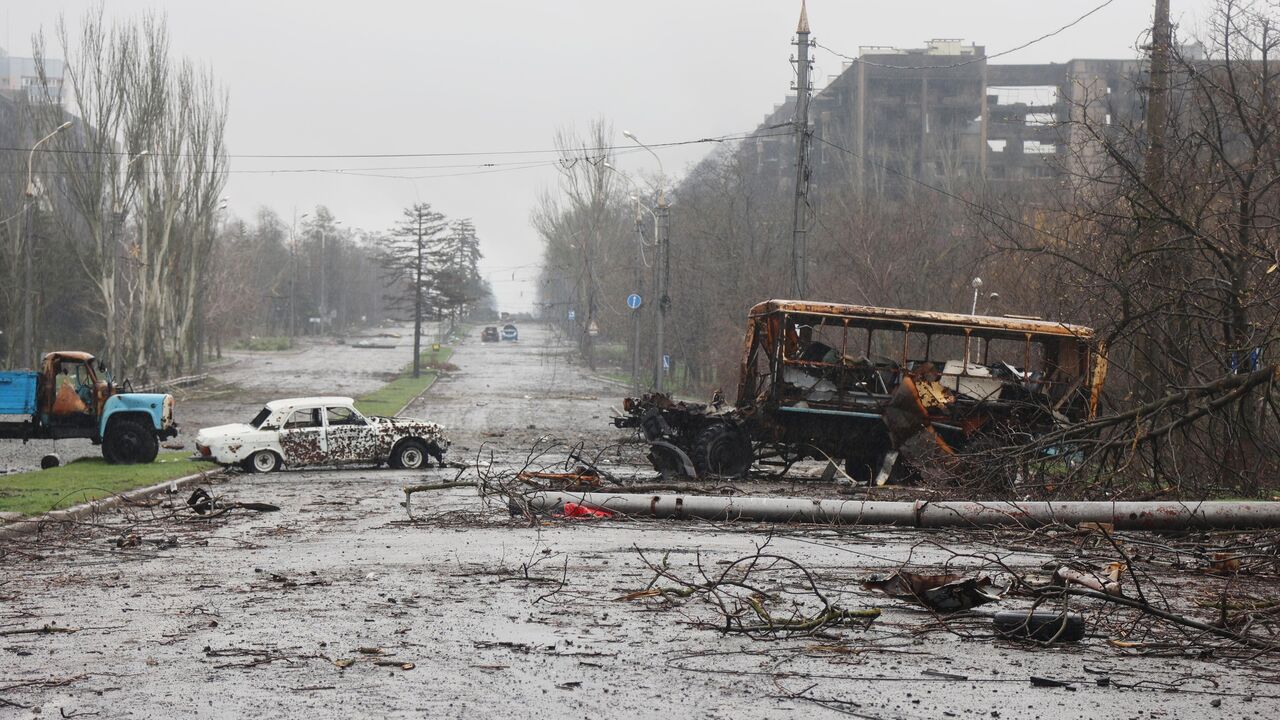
[741,38,1147,198]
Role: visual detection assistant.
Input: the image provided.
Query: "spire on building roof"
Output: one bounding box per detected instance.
[797,0,810,34]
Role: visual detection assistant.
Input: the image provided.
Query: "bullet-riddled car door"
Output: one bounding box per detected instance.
[323,405,383,463]
[278,408,326,465]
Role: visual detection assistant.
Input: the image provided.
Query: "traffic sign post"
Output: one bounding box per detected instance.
[626,293,642,310]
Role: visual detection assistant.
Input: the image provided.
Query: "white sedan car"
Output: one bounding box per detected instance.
[195,396,448,473]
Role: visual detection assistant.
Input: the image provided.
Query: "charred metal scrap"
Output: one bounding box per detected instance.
[612,300,1105,483]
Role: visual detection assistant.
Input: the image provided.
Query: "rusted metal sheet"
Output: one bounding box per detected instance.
[746,299,1096,340]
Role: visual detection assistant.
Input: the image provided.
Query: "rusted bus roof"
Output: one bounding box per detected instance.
[42,351,96,362]
[747,299,1096,342]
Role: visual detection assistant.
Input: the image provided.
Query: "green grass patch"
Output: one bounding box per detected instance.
[0,452,218,516]
[355,347,454,417]
[232,336,294,352]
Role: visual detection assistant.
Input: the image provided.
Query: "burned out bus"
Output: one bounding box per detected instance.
[613,300,1107,482]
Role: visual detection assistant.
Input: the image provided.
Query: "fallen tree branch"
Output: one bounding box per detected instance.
[1037,586,1278,651]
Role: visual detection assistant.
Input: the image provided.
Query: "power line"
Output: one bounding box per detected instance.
[815,0,1119,71]
[0,128,788,160]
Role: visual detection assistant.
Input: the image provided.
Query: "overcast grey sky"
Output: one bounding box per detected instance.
[4,1,1213,311]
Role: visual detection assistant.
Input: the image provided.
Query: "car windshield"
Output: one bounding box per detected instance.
[249,406,272,428]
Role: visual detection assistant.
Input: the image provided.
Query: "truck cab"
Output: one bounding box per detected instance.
[0,351,178,464]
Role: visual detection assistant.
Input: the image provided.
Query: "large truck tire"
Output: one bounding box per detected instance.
[691,423,753,478]
[103,418,160,464]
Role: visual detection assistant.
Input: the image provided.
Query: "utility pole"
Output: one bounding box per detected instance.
[653,195,670,392]
[21,121,71,369]
[21,192,36,369]
[319,225,328,336]
[412,210,424,379]
[631,206,645,393]
[1135,0,1171,401]
[790,0,814,300]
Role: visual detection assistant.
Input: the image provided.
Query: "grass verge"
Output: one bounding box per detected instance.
[0,452,218,516]
[355,346,455,417]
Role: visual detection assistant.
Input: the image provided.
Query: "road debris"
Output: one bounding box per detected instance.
[994,610,1087,643]
[862,571,1005,612]
[1055,563,1125,595]
[555,502,614,519]
[186,487,280,517]
[622,546,881,638]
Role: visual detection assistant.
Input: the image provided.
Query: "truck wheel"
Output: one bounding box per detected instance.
[103,419,160,465]
[389,440,428,470]
[692,424,753,478]
[244,450,282,474]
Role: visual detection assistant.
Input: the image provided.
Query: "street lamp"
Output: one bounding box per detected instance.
[603,163,657,229]
[622,130,672,392]
[21,120,73,368]
[319,219,342,334]
[604,162,656,393]
[288,212,309,338]
[25,121,73,198]
[968,277,984,365]
[620,130,667,203]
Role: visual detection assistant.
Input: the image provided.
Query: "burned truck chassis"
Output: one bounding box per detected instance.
[614,300,1105,483]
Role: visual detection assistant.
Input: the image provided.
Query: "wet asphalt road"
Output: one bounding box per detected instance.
[1,324,1277,718]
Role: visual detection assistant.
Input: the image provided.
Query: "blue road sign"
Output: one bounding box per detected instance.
[627,293,642,310]
[568,310,576,321]
[662,354,671,370]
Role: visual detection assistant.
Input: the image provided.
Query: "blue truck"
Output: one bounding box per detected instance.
[0,351,178,464]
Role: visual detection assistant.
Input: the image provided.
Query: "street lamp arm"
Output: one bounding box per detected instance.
[621,131,667,203]
[26,121,73,197]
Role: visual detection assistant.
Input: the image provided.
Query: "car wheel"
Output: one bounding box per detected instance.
[246,450,282,474]
[691,423,753,478]
[390,439,428,470]
[103,419,159,465]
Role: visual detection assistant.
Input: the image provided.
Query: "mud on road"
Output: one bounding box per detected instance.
[2,325,1278,719]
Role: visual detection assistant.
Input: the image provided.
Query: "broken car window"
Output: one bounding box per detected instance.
[325,406,365,426]
[284,409,321,429]
[249,407,272,428]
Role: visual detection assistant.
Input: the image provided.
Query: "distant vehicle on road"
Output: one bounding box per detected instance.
[0,351,178,464]
[195,396,448,473]
[500,324,519,341]
[481,326,500,342]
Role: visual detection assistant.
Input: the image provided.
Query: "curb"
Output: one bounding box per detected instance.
[395,373,444,417]
[0,466,228,542]
[591,374,635,391]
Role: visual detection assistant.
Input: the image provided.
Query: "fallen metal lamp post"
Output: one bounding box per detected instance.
[519,492,1280,531]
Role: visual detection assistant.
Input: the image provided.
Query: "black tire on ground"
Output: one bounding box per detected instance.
[390,439,429,470]
[244,449,282,474]
[691,423,753,478]
[102,419,160,465]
